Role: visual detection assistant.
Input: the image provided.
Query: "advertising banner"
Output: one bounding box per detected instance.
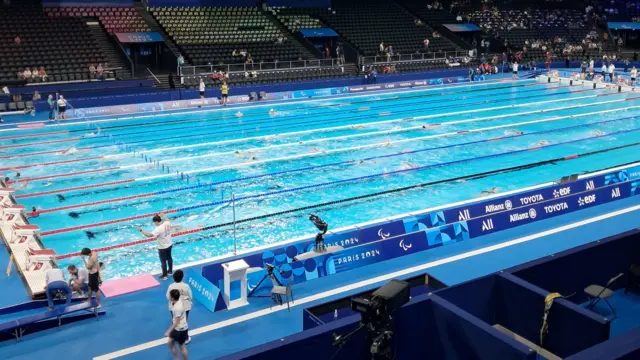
[115,32,164,43]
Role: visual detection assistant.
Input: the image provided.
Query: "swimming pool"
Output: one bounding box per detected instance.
[3,79,640,280]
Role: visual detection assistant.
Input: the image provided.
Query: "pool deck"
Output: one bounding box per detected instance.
[1,192,638,359]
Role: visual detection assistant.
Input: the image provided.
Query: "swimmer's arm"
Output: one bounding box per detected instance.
[14,182,28,190]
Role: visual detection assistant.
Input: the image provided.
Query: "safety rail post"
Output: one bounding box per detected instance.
[232,193,237,255]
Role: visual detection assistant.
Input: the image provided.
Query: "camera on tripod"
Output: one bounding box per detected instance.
[309,214,328,253]
[333,279,410,359]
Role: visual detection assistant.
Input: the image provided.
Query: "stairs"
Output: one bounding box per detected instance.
[135,2,189,65]
[147,74,183,90]
[86,23,132,79]
[261,7,320,60]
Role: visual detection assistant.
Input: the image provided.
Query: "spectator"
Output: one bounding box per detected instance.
[31,67,38,80]
[168,72,176,90]
[96,63,104,77]
[246,56,254,64]
[379,41,384,55]
[39,67,47,82]
[32,90,41,101]
[89,64,96,75]
[177,54,184,66]
[14,35,20,45]
[324,46,330,58]
[414,19,424,26]
[423,38,429,51]
[2,86,9,96]
[232,49,239,57]
[336,44,342,65]
[23,67,31,79]
[44,268,72,311]
[456,14,463,22]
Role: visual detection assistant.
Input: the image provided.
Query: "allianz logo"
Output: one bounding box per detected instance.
[510,208,537,223]
[485,199,513,213]
[544,202,568,214]
[519,194,544,205]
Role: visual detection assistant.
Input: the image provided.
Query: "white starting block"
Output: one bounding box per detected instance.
[1,204,25,224]
[10,223,39,244]
[24,245,56,271]
[222,259,250,310]
[0,188,15,205]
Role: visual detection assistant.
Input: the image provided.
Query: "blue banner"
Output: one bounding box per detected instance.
[442,24,481,32]
[201,163,639,311]
[115,32,164,43]
[300,28,339,38]
[608,22,640,30]
[183,268,223,312]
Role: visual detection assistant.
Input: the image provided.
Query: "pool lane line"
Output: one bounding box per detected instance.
[0,83,567,152]
[39,122,640,237]
[0,84,599,161]
[0,130,70,141]
[0,85,603,164]
[0,79,535,134]
[37,113,640,216]
[15,99,640,192]
[0,156,105,171]
[2,82,536,142]
[54,134,640,259]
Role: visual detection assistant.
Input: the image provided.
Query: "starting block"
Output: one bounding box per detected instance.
[10,223,39,244]
[0,188,15,205]
[24,245,56,271]
[1,204,26,224]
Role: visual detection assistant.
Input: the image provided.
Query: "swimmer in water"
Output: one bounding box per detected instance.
[4,178,28,190]
[58,146,77,155]
[537,140,550,146]
[269,109,277,115]
[235,111,243,117]
[84,128,101,137]
[401,161,419,169]
[593,129,605,136]
[352,124,366,129]
[27,206,40,218]
[480,187,498,195]
[504,129,523,136]
[384,139,392,147]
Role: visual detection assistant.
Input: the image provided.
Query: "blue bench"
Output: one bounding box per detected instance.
[0,300,104,341]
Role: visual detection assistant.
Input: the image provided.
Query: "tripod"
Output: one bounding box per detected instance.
[247,266,282,298]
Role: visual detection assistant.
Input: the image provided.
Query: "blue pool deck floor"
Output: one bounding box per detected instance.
[0,190,639,359]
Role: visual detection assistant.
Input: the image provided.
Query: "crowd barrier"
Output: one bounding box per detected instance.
[198,162,640,312]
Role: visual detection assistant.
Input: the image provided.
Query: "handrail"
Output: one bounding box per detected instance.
[147,68,161,84]
[359,50,471,66]
[179,58,339,77]
[110,33,135,78]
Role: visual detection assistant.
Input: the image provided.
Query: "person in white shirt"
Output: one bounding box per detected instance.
[166,289,189,359]
[166,270,192,344]
[608,63,615,83]
[601,63,607,79]
[67,264,89,295]
[379,41,384,55]
[44,268,72,310]
[423,38,429,51]
[631,66,637,86]
[138,213,173,280]
[589,58,594,71]
[512,62,518,79]
[23,67,31,79]
[57,95,68,120]
[198,78,205,99]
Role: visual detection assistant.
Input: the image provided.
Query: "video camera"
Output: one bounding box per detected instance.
[309,214,328,253]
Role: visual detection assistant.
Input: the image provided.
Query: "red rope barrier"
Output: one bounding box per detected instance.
[0,137,81,150]
[13,167,121,183]
[0,130,69,141]
[0,156,104,171]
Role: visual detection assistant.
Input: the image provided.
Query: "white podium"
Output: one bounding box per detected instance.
[222,259,250,310]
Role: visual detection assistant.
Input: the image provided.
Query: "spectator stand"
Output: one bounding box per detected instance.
[359,50,473,74]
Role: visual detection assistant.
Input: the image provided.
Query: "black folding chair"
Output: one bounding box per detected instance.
[584,273,624,318]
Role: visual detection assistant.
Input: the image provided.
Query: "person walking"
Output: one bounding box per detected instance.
[57,95,68,120]
[166,289,189,360]
[138,213,173,280]
[221,82,229,106]
[166,270,193,344]
[80,247,102,308]
[198,78,205,99]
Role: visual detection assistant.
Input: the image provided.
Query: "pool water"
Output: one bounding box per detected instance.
[3,79,640,279]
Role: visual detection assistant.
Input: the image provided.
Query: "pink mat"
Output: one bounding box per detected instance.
[100,274,160,298]
[17,123,45,129]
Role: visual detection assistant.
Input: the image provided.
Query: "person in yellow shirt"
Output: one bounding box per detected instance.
[221,82,229,106]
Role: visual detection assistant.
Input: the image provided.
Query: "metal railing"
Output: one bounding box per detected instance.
[179,58,340,77]
[359,51,471,65]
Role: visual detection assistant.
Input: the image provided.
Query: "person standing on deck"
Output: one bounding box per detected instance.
[138,213,173,280]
